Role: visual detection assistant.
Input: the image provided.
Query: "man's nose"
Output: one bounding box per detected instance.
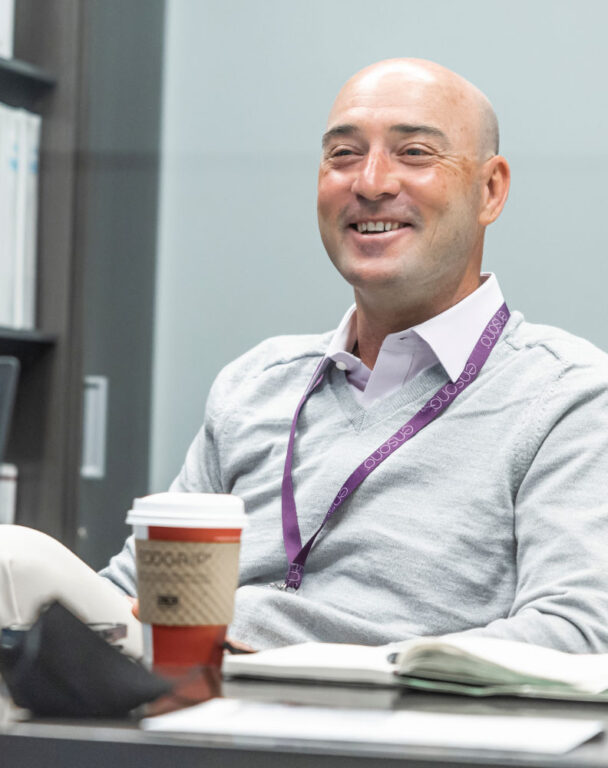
[351,150,400,200]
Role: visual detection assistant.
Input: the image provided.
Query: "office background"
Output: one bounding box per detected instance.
[3,0,606,567]
[150,0,608,496]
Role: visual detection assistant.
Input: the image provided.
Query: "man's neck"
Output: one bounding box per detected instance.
[353,277,483,370]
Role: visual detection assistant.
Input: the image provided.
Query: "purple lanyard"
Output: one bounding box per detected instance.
[280,304,510,591]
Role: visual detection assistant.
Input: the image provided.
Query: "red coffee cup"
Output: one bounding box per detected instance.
[126,493,247,668]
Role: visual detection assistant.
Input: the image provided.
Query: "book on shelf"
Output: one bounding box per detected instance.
[223,633,608,701]
[0,0,14,59]
[0,101,41,330]
[0,101,18,327]
[0,463,17,524]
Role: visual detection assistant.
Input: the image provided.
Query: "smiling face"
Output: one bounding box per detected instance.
[317,60,507,321]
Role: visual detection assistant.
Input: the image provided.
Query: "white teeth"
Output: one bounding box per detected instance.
[355,221,405,233]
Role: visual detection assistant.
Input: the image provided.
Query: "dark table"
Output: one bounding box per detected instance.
[2,669,608,768]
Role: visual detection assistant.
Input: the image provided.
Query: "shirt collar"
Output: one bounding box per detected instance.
[325,304,358,359]
[326,273,505,383]
[412,273,505,381]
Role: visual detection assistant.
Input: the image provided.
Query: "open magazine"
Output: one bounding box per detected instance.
[222,634,608,700]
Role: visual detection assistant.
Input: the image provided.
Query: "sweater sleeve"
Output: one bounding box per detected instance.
[168,400,224,494]
[453,357,608,652]
[98,370,227,593]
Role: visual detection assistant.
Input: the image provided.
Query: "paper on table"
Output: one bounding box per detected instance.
[142,698,603,755]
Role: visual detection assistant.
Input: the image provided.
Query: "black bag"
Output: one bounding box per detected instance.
[0,601,171,717]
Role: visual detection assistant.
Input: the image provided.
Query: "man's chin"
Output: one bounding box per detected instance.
[330,252,421,291]
[340,268,415,298]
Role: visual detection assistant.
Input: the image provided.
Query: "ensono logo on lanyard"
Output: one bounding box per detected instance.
[278,304,510,592]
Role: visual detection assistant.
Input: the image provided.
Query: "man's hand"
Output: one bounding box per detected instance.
[125,596,255,652]
[224,638,255,653]
[126,595,139,619]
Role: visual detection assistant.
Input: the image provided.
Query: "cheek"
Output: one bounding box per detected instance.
[404,168,450,208]
[317,172,330,208]
[317,175,345,223]
[317,183,336,245]
[409,170,471,216]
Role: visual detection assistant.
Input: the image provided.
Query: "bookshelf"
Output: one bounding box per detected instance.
[0,55,56,108]
[0,328,55,363]
[1,0,165,568]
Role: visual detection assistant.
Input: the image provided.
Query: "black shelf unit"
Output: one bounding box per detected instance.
[1,0,164,568]
[0,329,56,366]
[0,55,56,109]
[0,328,57,344]
[0,55,56,85]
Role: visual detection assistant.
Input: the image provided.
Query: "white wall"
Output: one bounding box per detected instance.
[150,0,608,490]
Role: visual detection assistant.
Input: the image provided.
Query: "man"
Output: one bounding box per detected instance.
[100,58,608,652]
[12,58,606,654]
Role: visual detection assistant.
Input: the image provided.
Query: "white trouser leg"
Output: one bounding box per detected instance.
[0,525,142,658]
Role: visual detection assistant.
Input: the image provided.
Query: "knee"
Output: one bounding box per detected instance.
[0,526,51,626]
[0,526,86,626]
[0,525,66,575]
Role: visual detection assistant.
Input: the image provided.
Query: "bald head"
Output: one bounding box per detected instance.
[328,58,499,160]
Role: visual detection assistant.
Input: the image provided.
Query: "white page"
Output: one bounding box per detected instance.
[223,642,397,685]
[398,635,608,693]
[142,698,602,755]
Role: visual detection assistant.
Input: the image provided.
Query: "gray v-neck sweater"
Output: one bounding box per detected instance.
[101,311,608,652]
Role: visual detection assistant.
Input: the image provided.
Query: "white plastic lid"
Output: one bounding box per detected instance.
[126,492,247,529]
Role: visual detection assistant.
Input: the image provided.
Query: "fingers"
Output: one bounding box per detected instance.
[126,596,139,619]
[224,637,255,653]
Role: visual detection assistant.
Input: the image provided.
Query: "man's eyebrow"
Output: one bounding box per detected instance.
[390,124,449,143]
[321,124,360,147]
[321,123,449,148]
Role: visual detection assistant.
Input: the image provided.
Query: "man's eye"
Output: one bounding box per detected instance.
[403,147,428,156]
[331,148,354,157]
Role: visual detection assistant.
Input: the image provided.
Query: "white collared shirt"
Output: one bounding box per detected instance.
[326,273,505,407]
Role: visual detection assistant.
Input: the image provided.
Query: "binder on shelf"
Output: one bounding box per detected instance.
[23,113,41,328]
[13,106,27,326]
[13,110,40,329]
[0,0,14,59]
[0,101,41,330]
[0,102,18,327]
[0,462,17,524]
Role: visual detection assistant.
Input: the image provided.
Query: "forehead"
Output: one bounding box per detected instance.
[326,68,477,150]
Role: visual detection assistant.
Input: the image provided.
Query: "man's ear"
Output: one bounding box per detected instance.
[479,155,510,226]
